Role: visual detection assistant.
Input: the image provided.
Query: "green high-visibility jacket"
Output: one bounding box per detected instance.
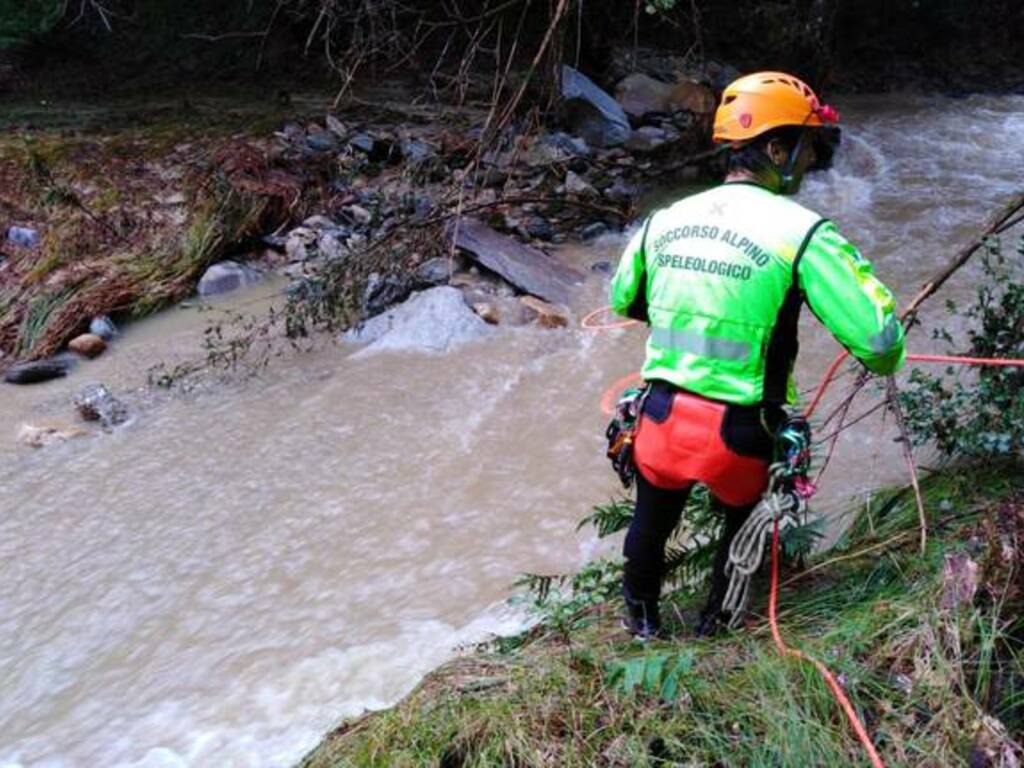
[609,182,906,405]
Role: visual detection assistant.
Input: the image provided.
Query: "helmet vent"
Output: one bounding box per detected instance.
[723,95,737,104]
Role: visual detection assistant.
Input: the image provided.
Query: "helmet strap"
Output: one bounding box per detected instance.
[778,128,808,194]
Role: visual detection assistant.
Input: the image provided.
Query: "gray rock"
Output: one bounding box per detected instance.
[197,261,263,297]
[7,226,39,249]
[561,65,632,148]
[74,383,129,427]
[326,115,347,138]
[364,272,413,315]
[626,125,669,153]
[580,222,608,240]
[318,231,348,263]
[350,134,376,155]
[306,130,340,153]
[564,170,596,196]
[545,131,591,157]
[603,179,637,203]
[4,354,76,385]
[285,227,318,262]
[401,138,436,166]
[415,258,452,286]
[303,215,337,230]
[344,286,494,356]
[89,315,118,341]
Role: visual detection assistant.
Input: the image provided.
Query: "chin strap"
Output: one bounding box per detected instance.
[777,127,809,194]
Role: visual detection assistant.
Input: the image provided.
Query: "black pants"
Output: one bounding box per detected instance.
[622,471,756,615]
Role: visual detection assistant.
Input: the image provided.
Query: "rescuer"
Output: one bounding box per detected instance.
[609,71,906,639]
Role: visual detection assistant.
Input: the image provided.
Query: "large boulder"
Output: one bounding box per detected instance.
[614,73,676,118]
[561,65,632,148]
[197,261,263,297]
[344,286,494,357]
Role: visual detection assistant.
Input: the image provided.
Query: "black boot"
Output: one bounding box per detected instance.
[622,595,661,641]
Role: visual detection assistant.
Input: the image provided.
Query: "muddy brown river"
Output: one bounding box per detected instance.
[1,94,1022,767]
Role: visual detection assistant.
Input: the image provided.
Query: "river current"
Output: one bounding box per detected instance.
[1,94,1022,767]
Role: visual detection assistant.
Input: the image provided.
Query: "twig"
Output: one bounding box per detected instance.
[886,375,928,555]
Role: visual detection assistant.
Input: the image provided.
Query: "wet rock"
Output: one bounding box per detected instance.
[614,73,675,118]
[561,65,632,148]
[521,296,569,329]
[666,80,716,115]
[448,217,583,306]
[345,286,494,356]
[197,261,262,297]
[18,423,89,448]
[75,383,129,427]
[344,205,373,226]
[318,231,348,263]
[603,178,637,203]
[545,131,591,157]
[524,216,555,241]
[472,302,500,325]
[580,222,608,240]
[415,258,452,286]
[68,334,106,359]
[326,115,347,139]
[626,125,670,153]
[364,272,413,316]
[401,138,436,166]
[4,355,75,384]
[7,226,38,249]
[89,315,117,341]
[303,215,337,230]
[306,128,341,153]
[350,133,377,155]
[286,227,319,262]
[262,234,288,250]
[564,170,597,197]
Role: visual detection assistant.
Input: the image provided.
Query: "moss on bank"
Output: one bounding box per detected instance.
[300,465,1024,768]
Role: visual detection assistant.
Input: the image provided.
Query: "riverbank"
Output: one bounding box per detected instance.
[300,464,1024,767]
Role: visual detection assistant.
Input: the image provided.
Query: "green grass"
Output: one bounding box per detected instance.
[300,465,1024,768]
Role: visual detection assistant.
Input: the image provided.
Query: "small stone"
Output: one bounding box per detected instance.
[318,231,348,263]
[285,228,318,262]
[303,215,337,230]
[345,205,373,226]
[590,260,613,273]
[415,258,452,286]
[400,138,435,166]
[306,130,340,153]
[326,115,347,138]
[565,170,596,197]
[7,226,39,249]
[68,334,106,359]
[520,295,569,328]
[350,134,376,155]
[580,222,608,240]
[626,125,669,153]
[74,383,129,426]
[472,302,500,325]
[89,315,117,341]
[18,423,89,448]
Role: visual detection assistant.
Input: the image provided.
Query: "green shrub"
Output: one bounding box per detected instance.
[0,0,63,50]
[901,235,1024,459]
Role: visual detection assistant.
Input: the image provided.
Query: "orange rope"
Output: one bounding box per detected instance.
[769,519,886,768]
[580,306,641,331]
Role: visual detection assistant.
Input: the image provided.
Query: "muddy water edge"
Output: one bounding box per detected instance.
[1,93,1022,767]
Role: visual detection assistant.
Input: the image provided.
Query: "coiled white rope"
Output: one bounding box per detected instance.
[721,465,806,628]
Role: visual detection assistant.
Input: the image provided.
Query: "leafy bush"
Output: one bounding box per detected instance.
[901,235,1024,459]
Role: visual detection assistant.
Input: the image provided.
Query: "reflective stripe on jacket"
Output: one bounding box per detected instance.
[609,182,906,405]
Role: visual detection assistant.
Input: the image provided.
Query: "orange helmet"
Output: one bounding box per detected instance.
[713,71,839,144]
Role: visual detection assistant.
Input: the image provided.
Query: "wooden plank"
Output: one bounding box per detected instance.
[447,217,584,306]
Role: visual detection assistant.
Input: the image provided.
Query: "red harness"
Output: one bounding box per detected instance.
[633,390,770,507]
